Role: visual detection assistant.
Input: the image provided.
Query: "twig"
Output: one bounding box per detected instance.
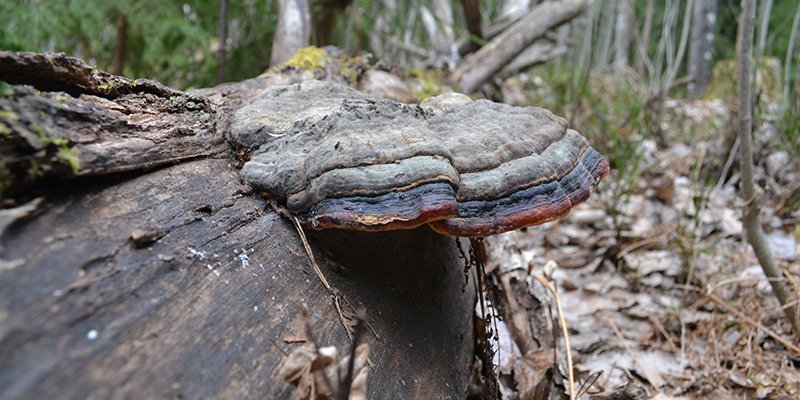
[292,217,332,291]
[647,315,680,353]
[713,136,739,194]
[291,217,354,340]
[607,316,659,390]
[704,291,800,354]
[616,229,672,258]
[469,238,500,399]
[533,273,575,400]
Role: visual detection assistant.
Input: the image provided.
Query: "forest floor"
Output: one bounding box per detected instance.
[485,85,800,399]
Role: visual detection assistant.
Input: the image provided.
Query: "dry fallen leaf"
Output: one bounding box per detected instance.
[275,343,370,400]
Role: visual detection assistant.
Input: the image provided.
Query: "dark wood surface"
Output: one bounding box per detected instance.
[0,51,475,399]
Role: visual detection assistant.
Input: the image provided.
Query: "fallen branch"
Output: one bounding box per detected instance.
[450,0,591,93]
[705,291,800,354]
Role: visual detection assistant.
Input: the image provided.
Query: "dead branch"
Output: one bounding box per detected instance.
[450,0,591,93]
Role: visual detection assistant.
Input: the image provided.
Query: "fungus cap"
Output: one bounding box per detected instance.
[231,80,609,237]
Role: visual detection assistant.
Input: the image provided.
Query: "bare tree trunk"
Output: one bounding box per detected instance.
[112,12,127,76]
[450,0,591,93]
[216,0,228,84]
[755,0,773,57]
[688,0,718,97]
[613,0,633,73]
[314,0,351,45]
[577,5,600,72]
[421,0,459,66]
[737,0,798,331]
[460,0,483,54]
[784,3,800,106]
[270,0,311,66]
[636,0,655,78]
[595,0,615,69]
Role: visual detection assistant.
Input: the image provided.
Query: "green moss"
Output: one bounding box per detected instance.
[0,111,18,120]
[407,68,452,100]
[279,46,331,71]
[704,57,782,100]
[0,122,12,137]
[29,121,46,140]
[56,146,80,175]
[339,54,369,84]
[97,78,138,95]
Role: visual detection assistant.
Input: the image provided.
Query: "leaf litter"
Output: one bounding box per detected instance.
[485,103,800,399]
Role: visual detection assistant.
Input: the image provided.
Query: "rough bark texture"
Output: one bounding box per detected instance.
[450,0,591,93]
[0,51,476,399]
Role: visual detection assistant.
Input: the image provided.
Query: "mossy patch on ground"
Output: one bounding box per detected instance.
[407,67,452,100]
[279,46,332,71]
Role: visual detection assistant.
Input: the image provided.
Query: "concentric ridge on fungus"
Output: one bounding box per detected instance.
[230,80,609,237]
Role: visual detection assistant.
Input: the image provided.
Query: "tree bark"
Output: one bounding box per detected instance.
[271,0,312,66]
[0,51,476,399]
[216,0,228,84]
[460,0,483,54]
[450,0,591,93]
[736,0,798,331]
[688,0,718,97]
[112,12,127,76]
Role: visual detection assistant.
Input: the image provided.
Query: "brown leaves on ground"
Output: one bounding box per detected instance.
[486,96,799,399]
[275,343,370,400]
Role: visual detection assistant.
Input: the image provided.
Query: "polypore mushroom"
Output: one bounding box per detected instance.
[230,80,608,237]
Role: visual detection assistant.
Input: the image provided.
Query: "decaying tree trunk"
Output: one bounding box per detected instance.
[0,52,475,399]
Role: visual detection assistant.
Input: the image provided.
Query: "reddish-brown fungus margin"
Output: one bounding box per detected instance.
[230,80,608,237]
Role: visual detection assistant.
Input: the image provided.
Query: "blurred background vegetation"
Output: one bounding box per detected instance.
[1,0,797,89]
[1,0,798,161]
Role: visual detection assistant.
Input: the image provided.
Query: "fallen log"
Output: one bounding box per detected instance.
[0,52,476,399]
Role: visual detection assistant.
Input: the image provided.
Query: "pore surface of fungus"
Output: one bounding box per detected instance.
[230,80,609,237]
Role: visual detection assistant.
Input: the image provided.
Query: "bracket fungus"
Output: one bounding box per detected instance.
[231,80,608,237]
